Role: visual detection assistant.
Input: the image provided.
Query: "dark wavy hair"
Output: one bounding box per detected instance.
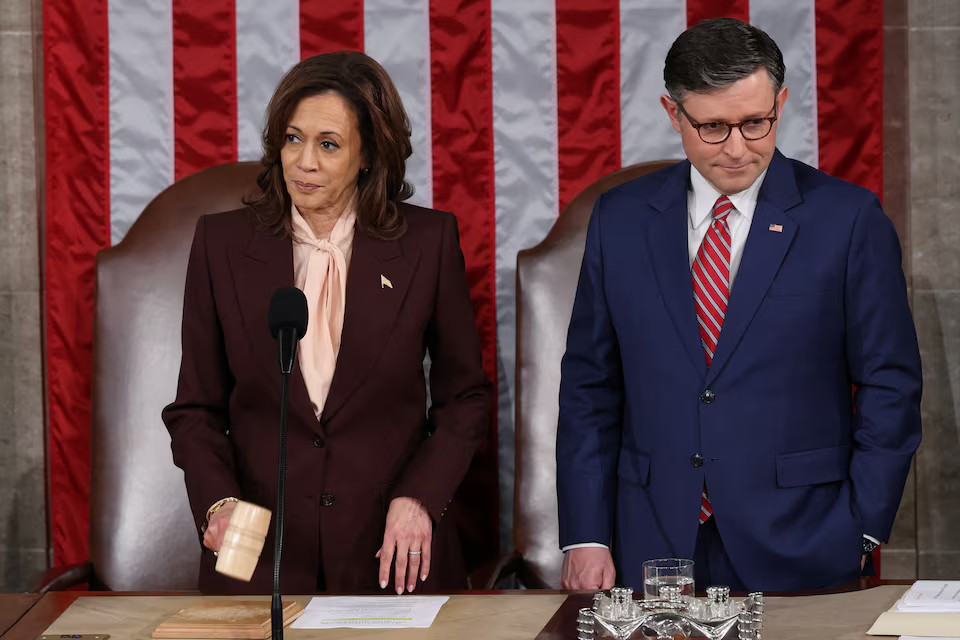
[664,18,785,103]
[245,51,413,239]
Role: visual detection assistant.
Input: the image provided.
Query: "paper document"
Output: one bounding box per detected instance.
[897,582,960,613]
[290,595,449,629]
[899,636,960,639]
[867,581,960,636]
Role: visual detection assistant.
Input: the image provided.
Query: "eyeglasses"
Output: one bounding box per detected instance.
[676,101,778,144]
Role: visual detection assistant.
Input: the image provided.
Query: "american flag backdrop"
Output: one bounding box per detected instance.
[43,0,883,568]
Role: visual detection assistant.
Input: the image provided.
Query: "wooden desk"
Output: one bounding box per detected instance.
[537,584,911,639]
[0,595,40,637]
[1,592,567,640]
[0,584,913,640]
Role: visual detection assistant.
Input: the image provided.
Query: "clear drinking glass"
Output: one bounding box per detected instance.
[642,558,695,600]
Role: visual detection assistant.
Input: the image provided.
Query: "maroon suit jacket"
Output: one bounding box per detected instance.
[162,203,492,593]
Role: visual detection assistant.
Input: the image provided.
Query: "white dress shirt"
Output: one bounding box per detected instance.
[686,165,765,290]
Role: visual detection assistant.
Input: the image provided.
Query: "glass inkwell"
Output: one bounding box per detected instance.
[575,572,764,639]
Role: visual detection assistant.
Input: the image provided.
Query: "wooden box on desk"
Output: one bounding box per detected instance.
[152,600,304,639]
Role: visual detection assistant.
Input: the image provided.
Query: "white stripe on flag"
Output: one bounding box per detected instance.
[236,0,300,162]
[619,0,686,166]
[108,0,174,244]
[365,0,433,208]
[752,0,819,167]
[491,0,560,548]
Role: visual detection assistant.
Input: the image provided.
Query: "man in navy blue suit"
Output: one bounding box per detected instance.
[556,17,922,593]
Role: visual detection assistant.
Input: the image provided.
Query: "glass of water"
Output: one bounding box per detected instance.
[642,558,695,600]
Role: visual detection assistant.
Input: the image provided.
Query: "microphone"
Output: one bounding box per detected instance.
[267,287,308,640]
[269,287,308,374]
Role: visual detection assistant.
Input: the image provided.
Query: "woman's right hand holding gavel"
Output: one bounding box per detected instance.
[203,500,237,552]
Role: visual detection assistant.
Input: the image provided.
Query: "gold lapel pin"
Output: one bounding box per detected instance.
[380,274,393,289]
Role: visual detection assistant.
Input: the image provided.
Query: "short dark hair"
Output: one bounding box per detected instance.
[245,51,413,239]
[663,18,785,103]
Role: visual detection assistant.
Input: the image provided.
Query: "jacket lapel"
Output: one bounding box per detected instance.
[645,161,708,379]
[320,224,418,423]
[235,219,318,431]
[705,151,801,385]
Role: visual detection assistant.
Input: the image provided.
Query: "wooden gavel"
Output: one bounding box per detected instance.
[215,500,272,582]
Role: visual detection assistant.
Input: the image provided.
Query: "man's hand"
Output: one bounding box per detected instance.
[377,497,433,594]
[202,501,237,553]
[561,547,616,590]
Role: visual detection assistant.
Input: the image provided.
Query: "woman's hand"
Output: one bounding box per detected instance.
[376,497,433,594]
[202,501,237,553]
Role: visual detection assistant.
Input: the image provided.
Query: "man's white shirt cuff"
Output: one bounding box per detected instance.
[562,542,609,552]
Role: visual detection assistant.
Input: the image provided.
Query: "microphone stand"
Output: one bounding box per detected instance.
[272,327,296,640]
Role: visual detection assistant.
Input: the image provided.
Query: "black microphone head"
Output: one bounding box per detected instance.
[268,287,308,339]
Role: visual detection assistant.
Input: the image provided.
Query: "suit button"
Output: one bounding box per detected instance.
[313,438,325,448]
[320,493,336,507]
[699,389,716,404]
[690,454,704,467]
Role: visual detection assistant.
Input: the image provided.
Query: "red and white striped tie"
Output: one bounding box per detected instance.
[692,195,733,523]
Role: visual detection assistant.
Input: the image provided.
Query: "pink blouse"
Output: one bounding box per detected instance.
[290,204,357,419]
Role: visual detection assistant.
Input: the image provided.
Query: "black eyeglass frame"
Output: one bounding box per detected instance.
[675,100,779,144]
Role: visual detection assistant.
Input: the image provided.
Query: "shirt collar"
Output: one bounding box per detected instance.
[688,164,767,229]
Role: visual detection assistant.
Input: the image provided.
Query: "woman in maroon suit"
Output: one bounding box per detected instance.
[162,52,492,595]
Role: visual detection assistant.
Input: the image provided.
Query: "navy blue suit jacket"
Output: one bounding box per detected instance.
[556,151,922,591]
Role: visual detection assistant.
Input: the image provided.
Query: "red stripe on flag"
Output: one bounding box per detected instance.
[172,0,238,180]
[300,0,363,58]
[816,0,883,198]
[555,0,621,211]
[44,0,111,566]
[430,0,500,570]
[686,0,749,26]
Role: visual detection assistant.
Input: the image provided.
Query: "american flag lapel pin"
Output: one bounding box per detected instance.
[768,223,784,233]
[380,274,393,289]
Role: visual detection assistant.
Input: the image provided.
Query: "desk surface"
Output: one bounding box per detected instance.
[0,585,912,640]
[0,595,40,637]
[1,592,568,640]
[536,584,910,639]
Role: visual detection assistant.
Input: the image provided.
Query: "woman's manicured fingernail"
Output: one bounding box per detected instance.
[380,581,387,589]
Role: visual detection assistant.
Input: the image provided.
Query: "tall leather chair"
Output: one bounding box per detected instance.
[40,162,262,591]
[485,160,676,589]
